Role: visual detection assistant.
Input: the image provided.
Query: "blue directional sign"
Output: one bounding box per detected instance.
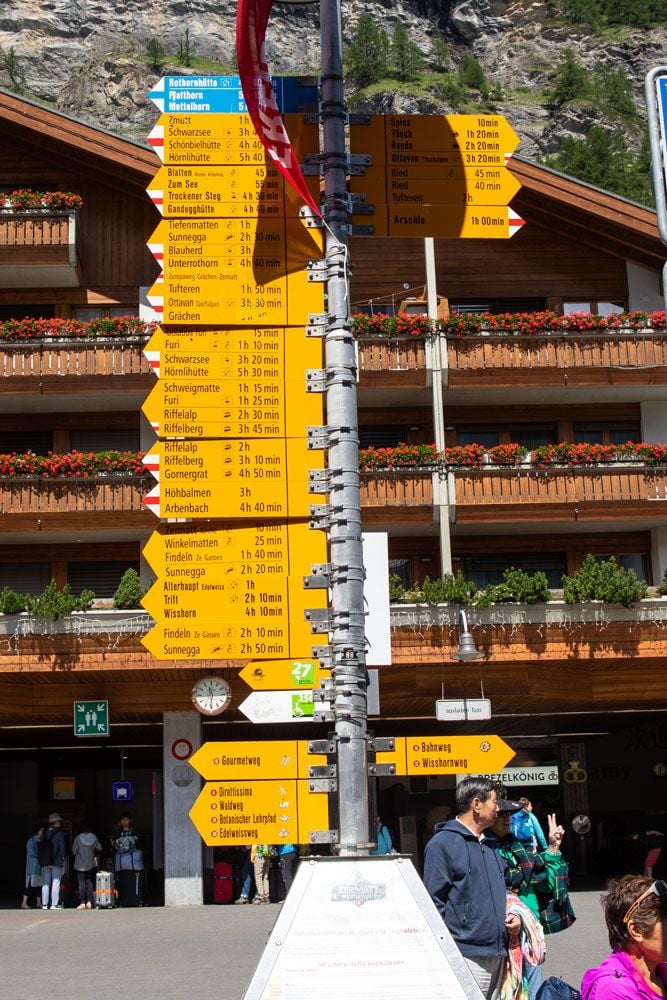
[112,780,134,803]
[148,75,317,114]
[657,77,667,152]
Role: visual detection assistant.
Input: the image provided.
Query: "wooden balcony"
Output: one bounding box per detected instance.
[453,465,667,523]
[0,476,153,531]
[0,211,82,287]
[360,470,435,524]
[353,330,667,391]
[356,335,428,389]
[448,332,667,388]
[0,339,153,395]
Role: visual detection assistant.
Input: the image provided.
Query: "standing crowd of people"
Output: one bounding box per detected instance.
[423,777,667,1000]
[21,810,143,910]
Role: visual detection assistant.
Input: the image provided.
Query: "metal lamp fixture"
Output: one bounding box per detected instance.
[451,610,483,662]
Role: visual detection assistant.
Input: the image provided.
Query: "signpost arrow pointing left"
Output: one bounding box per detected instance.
[238,691,320,724]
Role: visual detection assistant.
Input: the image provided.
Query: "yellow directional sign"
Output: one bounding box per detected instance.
[147,164,319,218]
[147,268,324,326]
[149,217,323,258]
[382,735,515,775]
[148,218,324,279]
[142,573,320,628]
[385,205,524,239]
[144,437,320,485]
[349,114,520,163]
[142,438,324,520]
[145,325,320,368]
[239,658,327,691]
[142,596,323,658]
[188,739,327,780]
[153,113,318,166]
[142,376,323,439]
[142,522,326,580]
[189,778,328,845]
[141,324,324,439]
[350,165,522,207]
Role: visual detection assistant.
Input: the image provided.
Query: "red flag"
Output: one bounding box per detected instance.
[236,0,321,217]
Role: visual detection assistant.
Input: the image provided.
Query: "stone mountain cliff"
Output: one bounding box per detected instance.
[0,0,665,164]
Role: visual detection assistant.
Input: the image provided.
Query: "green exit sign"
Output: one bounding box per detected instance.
[74,700,109,737]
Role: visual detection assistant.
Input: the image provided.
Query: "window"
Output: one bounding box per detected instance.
[564,300,625,316]
[70,430,140,452]
[591,553,648,581]
[450,298,547,315]
[388,559,411,589]
[454,424,557,449]
[68,561,140,599]
[353,304,398,317]
[73,306,138,321]
[461,552,566,589]
[0,305,55,321]
[359,426,410,448]
[573,422,640,446]
[0,563,51,595]
[456,427,500,448]
[0,431,52,454]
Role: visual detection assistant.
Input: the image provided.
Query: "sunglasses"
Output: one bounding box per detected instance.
[622,880,667,925]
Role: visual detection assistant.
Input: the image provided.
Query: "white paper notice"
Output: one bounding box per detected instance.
[246,857,482,1000]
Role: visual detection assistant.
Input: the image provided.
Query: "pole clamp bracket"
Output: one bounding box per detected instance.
[307,259,328,282]
[306,369,327,392]
[303,563,331,589]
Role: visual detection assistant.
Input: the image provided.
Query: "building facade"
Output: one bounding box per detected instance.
[0,89,665,897]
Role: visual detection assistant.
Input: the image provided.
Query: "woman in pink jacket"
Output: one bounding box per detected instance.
[582,875,667,999]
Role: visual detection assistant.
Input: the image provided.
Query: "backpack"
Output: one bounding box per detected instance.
[536,977,582,1000]
[37,831,54,867]
[510,809,536,849]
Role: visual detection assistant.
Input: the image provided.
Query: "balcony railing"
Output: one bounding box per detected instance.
[453,465,667,522]
[353,329,667,389]
[356,335,429,388]
[447,331,667,387]
[0,338,152,391]
[360,470,435,524]
[0,211,82,287]
[0,475,152,530]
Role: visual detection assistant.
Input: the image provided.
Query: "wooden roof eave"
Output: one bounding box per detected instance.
[510,158,664,269]
[0,91,159,195]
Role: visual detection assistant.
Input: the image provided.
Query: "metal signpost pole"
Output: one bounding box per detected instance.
[319,0,370,853]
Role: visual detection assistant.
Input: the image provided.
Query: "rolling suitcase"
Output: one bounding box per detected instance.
[95,870,116,909]
[213,861,234,904]
[116,868,143,907]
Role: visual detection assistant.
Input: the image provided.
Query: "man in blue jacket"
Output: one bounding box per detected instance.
[423,777,520,999]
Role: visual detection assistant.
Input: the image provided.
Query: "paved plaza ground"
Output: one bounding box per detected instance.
[1,888,608,999]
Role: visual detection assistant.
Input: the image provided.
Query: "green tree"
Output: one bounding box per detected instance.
[113,568,145,610]
[545,126,652,205]
[391,23,424,82]
[561,0,603,27]
[549,48,588,107]
[177,28,195,66]
[347,14,389,86]
[146,37,166,74]
[3,47,26,94]
[429,35,449,72]
[433,73,466,108]
[592,63,636,117]
[458,54,487,93]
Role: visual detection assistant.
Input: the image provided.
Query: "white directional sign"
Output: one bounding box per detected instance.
[238,690,321,723]
[74,700,109,737]
[435,699,491,722]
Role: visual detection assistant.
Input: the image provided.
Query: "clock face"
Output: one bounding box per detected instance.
[191,677,232,716]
